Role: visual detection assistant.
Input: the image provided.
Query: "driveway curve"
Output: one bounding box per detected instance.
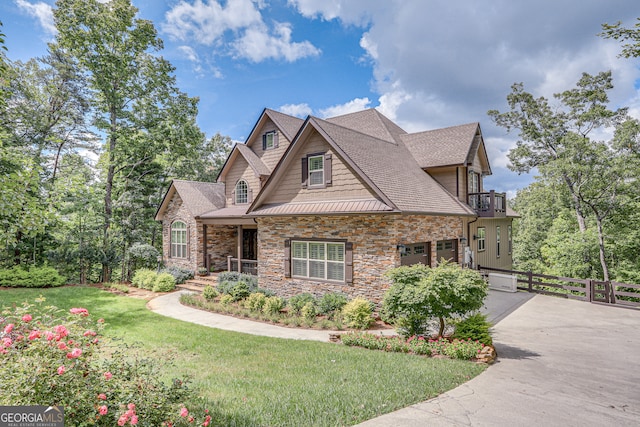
[356,295,640,426]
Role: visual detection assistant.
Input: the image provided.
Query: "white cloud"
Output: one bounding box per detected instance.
[15,0,56,35]
[163,0,320,62]
[319,97,371,118]
[278,103,313,118]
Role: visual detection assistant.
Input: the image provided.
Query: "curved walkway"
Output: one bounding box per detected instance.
[148,290,640,426]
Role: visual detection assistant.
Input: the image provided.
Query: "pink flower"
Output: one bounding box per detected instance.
[180,407,188,418]
[44,331,55,341]
[99,405,108,415]
[131,415,138,425]
[53,325,69,339]
[58,342,68,351]
[104,371,113,380]
[83,330,97,337]
[117,416,127,426]
[3,337,13,348]
[66,348,82,359]
[28,330,41,340]
[98,393,107,400]
[4,324,14,334]
[57,366,65,375]
[98,318,104,323]
[127,403,136,411]
[22,314,32,322]
[70,307,89,316]
[203,415,211,426]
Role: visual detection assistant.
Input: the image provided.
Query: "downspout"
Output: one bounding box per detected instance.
[466,216,479,269]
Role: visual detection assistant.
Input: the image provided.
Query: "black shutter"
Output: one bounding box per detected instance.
[284,239,291,278]
[301,157,308,188]
[324,153,332,186]
[345,242,353,285]
[262,134,267,151]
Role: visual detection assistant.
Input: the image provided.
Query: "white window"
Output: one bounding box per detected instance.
[308,155,324,187]
[469,170,480,193]
[496,226,501,258]
[264,131,275,150]
[292,241,345,282]
[171,221,187,258]
[477,227,486,252]
[235,180,248,204]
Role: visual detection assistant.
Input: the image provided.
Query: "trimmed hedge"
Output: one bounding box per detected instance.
[0,266,65,288]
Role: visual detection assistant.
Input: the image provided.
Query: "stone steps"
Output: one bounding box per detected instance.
[177,275,219,293]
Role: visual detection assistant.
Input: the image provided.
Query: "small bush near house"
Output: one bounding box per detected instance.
[317,292,348,319]
[218,272,258,292]
[381,264,432,338]
[230,282,250,302]
[0,266,65,288]
[203,285,218,301]
[161,266,194,284]
[262,296,285,315]
[131,268,157,289]
[342,297,373,330]
[288,293,316,315]
[0,299,211,426]
[244,292,267,312]
[452,313,493,346]
[301,301,317,321]
[220,294,234,306]
[153,273,177,292]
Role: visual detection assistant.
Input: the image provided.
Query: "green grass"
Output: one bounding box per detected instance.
[1,286,486,426]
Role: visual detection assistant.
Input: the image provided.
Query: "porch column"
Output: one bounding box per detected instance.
[202,224,209,271]
[237,225,243,272]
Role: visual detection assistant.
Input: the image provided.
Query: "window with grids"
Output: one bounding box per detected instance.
[477,227,486,252]
[171,221,187,258]
[308,155,324,187]
[292,241,345,282]
[235,179,248,204]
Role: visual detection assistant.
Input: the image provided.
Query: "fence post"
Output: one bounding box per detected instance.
[527,270,533,293]
[607,281,616,305]
[586,279,593,302]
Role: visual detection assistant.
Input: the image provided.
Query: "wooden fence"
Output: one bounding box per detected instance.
[478,265,640,309]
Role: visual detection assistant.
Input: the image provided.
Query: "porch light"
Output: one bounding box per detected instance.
[396,244,406,254]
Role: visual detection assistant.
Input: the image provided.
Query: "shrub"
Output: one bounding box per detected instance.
[218,272,258,291]
[160,266,194,284]
[287,293,316,315]
[153,273,176,292]
[127,243,160,270]
[381,264,432,337]
[131,268,157,289]
[230,281,250,302]
[263,296,285,315]
[341,297,373,329]
[301,301,317,321]
[220,294,234,306]
[245,292,267,312]
[203,285,218,301]
[317,292,348,319]
[452,313,493,346]
[107,283,130,293]
[0,299,211,426]
[0,266,65,288]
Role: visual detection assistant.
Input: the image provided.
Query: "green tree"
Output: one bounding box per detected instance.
[601,18,640,58]
[53,0,202,281]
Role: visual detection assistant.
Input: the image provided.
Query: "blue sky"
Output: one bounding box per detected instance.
[2,0,640,197]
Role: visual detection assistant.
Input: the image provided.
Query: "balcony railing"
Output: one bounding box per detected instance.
[227,256,258,276]
[468,190,506,217]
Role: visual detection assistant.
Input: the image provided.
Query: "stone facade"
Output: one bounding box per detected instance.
[202,224,237,271]
[161,193,199,272]
[257,214,463,304]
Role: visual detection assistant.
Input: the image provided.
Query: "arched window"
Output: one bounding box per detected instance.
[235,180,249,204]
[171,221,188,258]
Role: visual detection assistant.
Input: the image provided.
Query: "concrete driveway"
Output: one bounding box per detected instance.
[357,295,640,426]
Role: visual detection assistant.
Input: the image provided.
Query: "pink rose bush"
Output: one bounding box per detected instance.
[1,299,213,426]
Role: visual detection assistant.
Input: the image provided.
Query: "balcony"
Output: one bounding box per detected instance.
[468,190,506,218]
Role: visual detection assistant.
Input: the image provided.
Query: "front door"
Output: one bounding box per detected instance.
[242,229,257,260]
[436,239,458,264]
[401,242,431,266]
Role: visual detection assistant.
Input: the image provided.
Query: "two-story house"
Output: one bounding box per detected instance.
[155,108,516,302]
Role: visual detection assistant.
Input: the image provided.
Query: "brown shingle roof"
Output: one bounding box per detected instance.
[251,199,393,216]
[327,108,406,144]
[155,180,225,220]
[402,122,479,168]
[265,108,305,142]
[308,117,476,215]
[236,144,271,176]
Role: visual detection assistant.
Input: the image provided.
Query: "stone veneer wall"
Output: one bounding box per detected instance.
[161,193,198,272]
[257,214,463,304]
[203,224,237,271]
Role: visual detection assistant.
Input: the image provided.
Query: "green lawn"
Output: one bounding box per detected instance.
[1,286,486,426]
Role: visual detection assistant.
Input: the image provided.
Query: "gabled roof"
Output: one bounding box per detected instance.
[217,143,270,182]
[249,114,476,216]
[402,122,490,173]
[155,180,226,220]
[245,108,304,148]
[326,108,406,144]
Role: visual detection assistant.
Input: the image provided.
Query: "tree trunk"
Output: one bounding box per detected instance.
[102,107,117,283]
[595,216,610,282]
[563,174,587,233]
[438,317,445,338]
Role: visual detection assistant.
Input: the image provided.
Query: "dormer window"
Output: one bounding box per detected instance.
[301,152,332,189]
[235,179,249,204]
[262,131,278,150]
[308,155,324,186]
